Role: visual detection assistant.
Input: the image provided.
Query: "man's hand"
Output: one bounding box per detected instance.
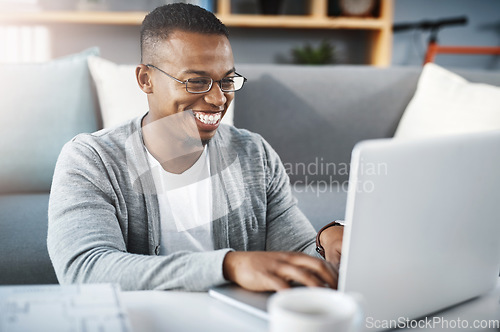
[222,251,338,292]
[319,225,344,267]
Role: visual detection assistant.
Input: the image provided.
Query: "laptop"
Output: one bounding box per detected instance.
[209,130,500,327]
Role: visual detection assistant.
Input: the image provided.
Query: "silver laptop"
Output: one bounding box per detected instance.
[210,130,500,326]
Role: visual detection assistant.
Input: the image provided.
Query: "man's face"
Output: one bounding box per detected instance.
[142,30,235,144]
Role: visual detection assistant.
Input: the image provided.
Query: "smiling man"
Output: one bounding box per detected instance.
[47,3,343,292]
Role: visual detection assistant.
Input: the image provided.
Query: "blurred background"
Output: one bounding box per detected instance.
[0,0,499,70]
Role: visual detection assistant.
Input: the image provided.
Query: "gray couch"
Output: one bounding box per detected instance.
[235,64,500,229]
[1,54,499,285]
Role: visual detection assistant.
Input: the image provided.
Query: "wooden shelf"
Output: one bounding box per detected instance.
[217,15,386,29]
[0,11,384,29]
[0,0,394,66]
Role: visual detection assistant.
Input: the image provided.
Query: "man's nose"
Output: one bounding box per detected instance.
[204,81,227,107]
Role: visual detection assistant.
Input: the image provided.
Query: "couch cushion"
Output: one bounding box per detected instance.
[234,65,422,184]
[0,48,100,194]
[0,194,58,285]
[234,64,500,185]
[88,55,149,128]
[395,63,500,139]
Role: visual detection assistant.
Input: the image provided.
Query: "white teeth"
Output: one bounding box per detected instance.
[195,112,221,125]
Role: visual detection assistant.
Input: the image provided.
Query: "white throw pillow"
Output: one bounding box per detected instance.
[394,63,500,139]
[88,56,234,128]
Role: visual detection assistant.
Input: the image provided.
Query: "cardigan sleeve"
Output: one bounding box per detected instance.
[259,138,321,258]
[48,137,232,291]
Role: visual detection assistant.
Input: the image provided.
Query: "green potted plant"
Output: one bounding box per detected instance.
[291,40,336,65]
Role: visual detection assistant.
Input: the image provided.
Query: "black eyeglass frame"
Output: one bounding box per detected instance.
[145,64,247,94]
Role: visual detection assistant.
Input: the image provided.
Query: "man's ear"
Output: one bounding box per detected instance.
[136,64,153,94]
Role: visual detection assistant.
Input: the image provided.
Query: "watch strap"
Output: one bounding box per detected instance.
[315,220,344,258]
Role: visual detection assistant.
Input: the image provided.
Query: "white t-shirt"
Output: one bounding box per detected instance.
[146,147,214,255]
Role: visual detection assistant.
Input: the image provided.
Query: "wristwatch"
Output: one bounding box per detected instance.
[316,220,345,258]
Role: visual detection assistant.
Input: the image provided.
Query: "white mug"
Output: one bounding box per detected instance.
[268,287,363,332]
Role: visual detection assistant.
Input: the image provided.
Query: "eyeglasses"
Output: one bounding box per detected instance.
[146,64,247,94]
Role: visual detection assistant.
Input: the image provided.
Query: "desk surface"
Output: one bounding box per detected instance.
[121,278,500,332]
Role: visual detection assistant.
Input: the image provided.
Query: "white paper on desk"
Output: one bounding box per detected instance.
[0,283,131,332]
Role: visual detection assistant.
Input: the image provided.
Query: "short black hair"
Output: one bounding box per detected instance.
[140,3,229,63]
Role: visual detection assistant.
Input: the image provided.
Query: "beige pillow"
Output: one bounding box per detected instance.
[88,56,234,128]
[394,63,500,139]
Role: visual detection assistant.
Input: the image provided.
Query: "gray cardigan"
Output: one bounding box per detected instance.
[47,116,318,291]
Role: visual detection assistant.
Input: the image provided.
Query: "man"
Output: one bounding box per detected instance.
[47,3,343,292]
